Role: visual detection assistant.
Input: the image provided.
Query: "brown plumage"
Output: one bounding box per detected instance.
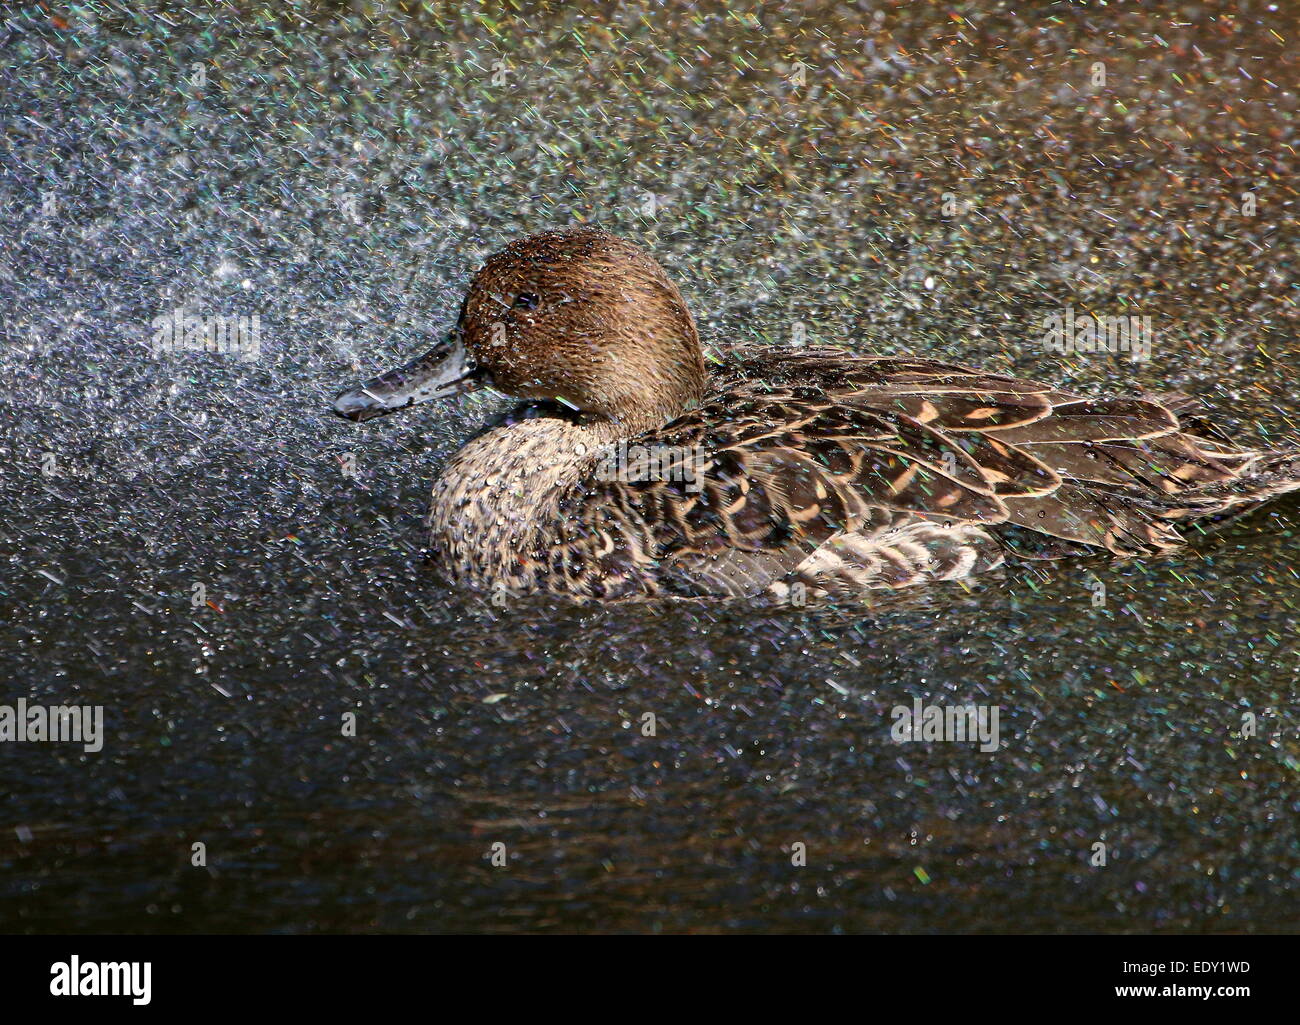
[333,227,1300,602]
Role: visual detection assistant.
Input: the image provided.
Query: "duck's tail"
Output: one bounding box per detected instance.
[1174,447,1300,522]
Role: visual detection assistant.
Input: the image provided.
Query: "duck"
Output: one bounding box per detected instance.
[332,227,1300,602]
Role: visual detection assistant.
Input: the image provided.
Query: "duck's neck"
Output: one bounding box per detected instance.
[427,405,635,591]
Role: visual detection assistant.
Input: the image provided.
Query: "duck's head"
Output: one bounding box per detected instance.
[332,227,707,432]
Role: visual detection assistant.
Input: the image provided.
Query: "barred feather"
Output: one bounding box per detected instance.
[541,349,1300,599]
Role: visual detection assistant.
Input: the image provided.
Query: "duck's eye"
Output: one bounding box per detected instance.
[514,293,540,311]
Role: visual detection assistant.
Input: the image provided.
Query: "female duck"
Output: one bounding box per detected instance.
[334,228,1300,601]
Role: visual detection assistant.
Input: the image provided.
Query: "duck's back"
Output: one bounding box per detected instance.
[548,347,1300,601]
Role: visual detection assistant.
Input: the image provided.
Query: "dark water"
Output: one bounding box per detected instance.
[2,2,1299,932]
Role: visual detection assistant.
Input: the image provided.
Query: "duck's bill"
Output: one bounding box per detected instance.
[332,333,485,422]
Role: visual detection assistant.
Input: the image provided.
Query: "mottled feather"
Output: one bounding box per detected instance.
[527,349,1299,600]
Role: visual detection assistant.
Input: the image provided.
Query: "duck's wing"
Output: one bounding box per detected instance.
[555,350,1263,599]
